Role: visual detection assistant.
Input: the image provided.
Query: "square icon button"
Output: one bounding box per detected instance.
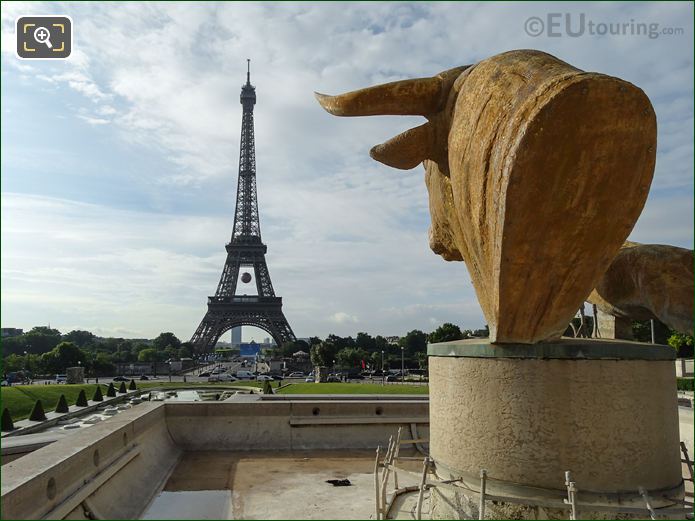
[16,16,72,59]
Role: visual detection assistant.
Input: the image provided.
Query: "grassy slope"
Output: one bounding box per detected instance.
[2,381,425,422]
[1,384,108,420]
[277,383,429,394]
[1,380,267,421]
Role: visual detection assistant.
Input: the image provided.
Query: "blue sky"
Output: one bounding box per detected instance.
[1,2,693,341]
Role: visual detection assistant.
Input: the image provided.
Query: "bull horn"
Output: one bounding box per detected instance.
[369,123,434,170]
[315,76,445,117]
[315,66,470,117]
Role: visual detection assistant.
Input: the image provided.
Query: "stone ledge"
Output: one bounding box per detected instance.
[427,337,675,360]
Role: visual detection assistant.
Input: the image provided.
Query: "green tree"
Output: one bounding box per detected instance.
[398,330,428,358]
[416,352,428,370]
[1,354,25,373]
[178,344,193,359]
[1,335,27,356]
[153,332,182,351]
[92,352,116,376]
[279,340,309,357]
[310,341,338,368]
[138,348,158,362]
[429,323,464,343]
[336,347,369,369]
[63,330,96,348]
[374,335,390,353]
[24,326,62,355]
[41,341,85,373]
[668,331,694,357]
[355,332,376,352]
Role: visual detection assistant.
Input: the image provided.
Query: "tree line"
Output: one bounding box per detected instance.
[278,324,491,372]
[1,327,189,377]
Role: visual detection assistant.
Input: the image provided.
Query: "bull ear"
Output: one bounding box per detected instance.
[369,123,434,170]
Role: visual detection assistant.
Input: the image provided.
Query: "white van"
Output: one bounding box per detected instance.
[235,370,255,380]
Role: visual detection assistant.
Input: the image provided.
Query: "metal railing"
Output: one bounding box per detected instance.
[374,432,695,520]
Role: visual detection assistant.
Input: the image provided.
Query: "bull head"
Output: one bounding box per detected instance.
[316,50,656,344]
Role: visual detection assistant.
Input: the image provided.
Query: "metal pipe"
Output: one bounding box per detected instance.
[638,487,656,520]
[564,471,578,520]
[374,446,381,520]
[415,457,430,520]
[478,469,487,520]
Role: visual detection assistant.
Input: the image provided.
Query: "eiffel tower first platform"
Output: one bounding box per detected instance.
[190,61,296,352]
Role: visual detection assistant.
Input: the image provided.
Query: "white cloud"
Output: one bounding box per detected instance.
[0,1,692,341]
[329,312,359,324]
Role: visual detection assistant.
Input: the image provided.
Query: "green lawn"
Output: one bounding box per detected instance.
[136,381,264,390]
[277,383,429,394]
[1,381,426,422]
[1,384,110,421]
[1,380,266,422]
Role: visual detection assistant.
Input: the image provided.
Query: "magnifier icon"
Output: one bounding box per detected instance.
[33,26,53,49]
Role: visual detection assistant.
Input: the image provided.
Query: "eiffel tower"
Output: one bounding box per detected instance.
[190,60,296,352]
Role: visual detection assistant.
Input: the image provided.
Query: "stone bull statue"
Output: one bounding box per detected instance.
[589,241,693,335]
[317,49,663,344]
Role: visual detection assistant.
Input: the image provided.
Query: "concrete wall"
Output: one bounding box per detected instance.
[166,400,428,451]
[1,398,428,519]
[1,403,181,520]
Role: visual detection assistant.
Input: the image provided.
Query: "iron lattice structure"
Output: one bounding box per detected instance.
[190,61,296,352]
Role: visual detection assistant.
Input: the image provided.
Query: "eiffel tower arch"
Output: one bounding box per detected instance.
[190,61,296,352]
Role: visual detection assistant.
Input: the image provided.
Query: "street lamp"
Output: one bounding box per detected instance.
[381,350,385,386]
[401,346,405,384]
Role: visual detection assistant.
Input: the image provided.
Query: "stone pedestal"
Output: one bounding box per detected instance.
[66,366,84,384]
[427,338,682,519]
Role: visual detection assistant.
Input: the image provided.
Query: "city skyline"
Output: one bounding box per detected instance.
[1,2,693,341]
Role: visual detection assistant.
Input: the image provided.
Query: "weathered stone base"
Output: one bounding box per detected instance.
[429,484,681,520]
[427,338,683,519]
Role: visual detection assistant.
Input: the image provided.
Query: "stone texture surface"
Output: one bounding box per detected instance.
[317,50,656,344]
[589,241,694,335]
[428,354,682,496]
[66,366,84,384]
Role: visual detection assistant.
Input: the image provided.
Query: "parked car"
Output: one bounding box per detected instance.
[256,375,273,381]
[236,370,255,380]
[271,374,284,381]
[198,371,211,377]
[112,376,128,382]
[55,374,67,384]
[208,374,237,382]
[385,374,399,382]
[326,375,341,383]
[305,376,315,382]
[287,372,304,378]
[139,375,150,381]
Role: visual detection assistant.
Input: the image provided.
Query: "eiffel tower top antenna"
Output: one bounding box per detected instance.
[247,58,250,84]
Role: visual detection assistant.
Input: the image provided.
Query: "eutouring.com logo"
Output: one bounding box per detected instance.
[524,13,684,39]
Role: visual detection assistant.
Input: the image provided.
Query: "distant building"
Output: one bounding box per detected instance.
[240,341,261,358]
[1,328,23,338]
[231,327,242,346]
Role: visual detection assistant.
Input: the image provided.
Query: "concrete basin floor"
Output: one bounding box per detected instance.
[142,450,425,520]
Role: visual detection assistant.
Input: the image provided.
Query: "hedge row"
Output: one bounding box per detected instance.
[677,377,694,392]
